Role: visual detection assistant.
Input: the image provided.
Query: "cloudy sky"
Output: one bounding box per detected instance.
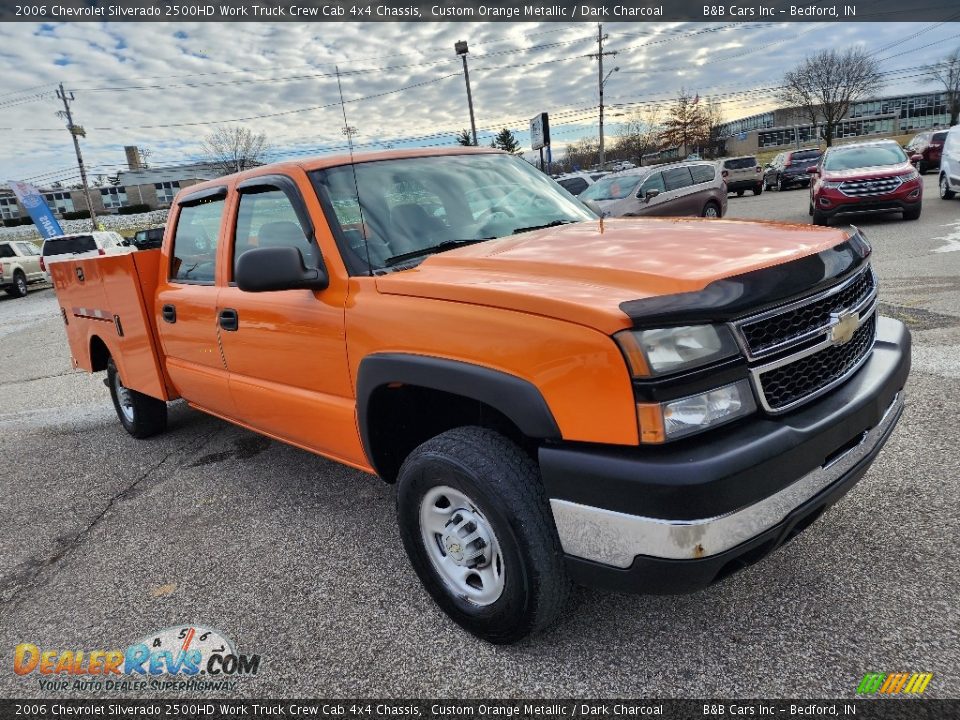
[0,20,957,185]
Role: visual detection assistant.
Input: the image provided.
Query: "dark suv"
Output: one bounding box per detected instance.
[764,149,822,191]
[904,130,947,174]
[132,227,164,250]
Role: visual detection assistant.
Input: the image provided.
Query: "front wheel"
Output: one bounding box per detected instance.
[736,189,745,197]
[940,174,956,200]
[396,426,570,644]
[812,209,830,226]
[903,204,922,220]
[107,359,167,438]
[702,201,721,218]
[777,176,786,192]
[5,271,28,298]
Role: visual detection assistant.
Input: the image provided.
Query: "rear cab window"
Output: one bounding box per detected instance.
[43,235,96,257]
[170,197,225,284]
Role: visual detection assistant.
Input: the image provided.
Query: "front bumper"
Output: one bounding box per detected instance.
[816,184,922,218]
[541,316,910,593]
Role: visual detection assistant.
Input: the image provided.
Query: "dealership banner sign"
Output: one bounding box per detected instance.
[7,181,63,239]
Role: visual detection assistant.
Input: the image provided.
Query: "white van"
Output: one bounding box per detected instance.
[939,125,960,201]
[40,231,134,281]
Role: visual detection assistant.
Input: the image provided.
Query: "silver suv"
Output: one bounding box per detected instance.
[721,156,764,196]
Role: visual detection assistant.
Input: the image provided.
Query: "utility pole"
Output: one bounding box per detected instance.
[590,24,618,171]
[56,83,97,232]
[455,41,478,146]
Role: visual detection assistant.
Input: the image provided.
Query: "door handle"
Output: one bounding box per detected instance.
[161,304,176,323]
[219,308,239,332]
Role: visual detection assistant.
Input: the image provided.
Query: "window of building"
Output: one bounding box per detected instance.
[100,187,128,210]
[43,191,74,216]
[0,197,20,220]
[155,181,180,205]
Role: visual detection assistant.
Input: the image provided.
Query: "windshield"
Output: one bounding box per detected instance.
[823,144,907,171]
[579,174,643,201]
[312,153,594,272]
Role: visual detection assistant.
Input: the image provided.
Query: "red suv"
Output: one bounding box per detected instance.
[809,140,922,226]
[904,130,947,174]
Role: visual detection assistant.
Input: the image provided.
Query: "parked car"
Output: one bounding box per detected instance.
[763,149,822,191]
[132,227,165,250]
[904,130,947,174]
[49,147,908,644]
[0,239,44,298]
[808,140,922,226]
[40,231,133,281]
[579,161,728,218]
[720,156,763,196]
[554,172,607,196]
[938,125,960,201]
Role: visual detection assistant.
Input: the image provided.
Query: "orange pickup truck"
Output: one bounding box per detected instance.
[50,148,910,643]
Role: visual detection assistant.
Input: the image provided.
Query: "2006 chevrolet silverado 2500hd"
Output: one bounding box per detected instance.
[50,148,910,643]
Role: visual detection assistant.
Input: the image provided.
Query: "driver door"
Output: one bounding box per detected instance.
[635,172,670,215]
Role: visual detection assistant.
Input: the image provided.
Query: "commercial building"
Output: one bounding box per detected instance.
[719,91,953,155]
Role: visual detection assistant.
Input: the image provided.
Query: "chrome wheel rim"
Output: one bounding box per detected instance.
[941,176,949,198]
[419,485,505,606]
[114,372,135,423]
[16,277,26,294]
[704,205,719,218]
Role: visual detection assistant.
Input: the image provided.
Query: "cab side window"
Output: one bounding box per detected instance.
[170,198,225,283]
[233,189,315,278]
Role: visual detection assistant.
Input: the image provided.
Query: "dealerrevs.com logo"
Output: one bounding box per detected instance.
[13,625,261,693]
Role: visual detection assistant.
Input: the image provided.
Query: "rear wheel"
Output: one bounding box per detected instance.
[940,174,956,199]
[5,271,28,298]
[396,426,570,644]
[736,189,745,197]
[903,204,922,220]
[702,201,721,218]
[753,184,763,195]
[107,359,167,438]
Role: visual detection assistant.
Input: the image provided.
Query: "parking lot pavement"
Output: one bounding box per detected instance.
[1,185,958,699]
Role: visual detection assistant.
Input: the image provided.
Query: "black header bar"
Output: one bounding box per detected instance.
[2,0,958,22]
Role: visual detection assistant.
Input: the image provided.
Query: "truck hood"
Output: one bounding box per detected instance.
[374,218,854,334]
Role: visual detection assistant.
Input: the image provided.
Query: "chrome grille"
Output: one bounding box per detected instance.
[839,176,902,197]
[738,266,876,359]
[756,314,876,412]
[732,263,879,414]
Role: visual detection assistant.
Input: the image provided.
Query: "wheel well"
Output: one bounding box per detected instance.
[366,384,535,483]
[89,335,110,372]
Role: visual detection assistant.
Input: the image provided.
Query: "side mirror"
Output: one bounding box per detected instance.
[806,166,819,175]
[235,246,329,293]
[643,188,661,201]
[911,153,923,163]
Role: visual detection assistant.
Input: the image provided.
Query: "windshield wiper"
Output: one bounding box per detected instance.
[510,219,576,235]
[384,237,495,268]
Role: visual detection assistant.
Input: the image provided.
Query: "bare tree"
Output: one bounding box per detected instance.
[202,126,270,174]
[780,49,882,148]
[660,89,709,155]
[613,107,661,165]
[561,137,599,173]
[927,47,960,126]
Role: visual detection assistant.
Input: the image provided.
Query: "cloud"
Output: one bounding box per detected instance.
[0,20,951,184]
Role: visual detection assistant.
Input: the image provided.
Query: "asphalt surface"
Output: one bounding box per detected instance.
[0,175,958,700]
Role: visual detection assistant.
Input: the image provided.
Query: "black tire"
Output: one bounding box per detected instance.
[918,160,928,175]
[812,209,830,226]
[753,184,763,195]
[736,189,745,197]
[777,175,786,192]
[903,204,922,220]
[107,358,167,438]
[764,181,773,191]
[5,271,28,298]
[702,201,722,218]
[396,426,570,644]
[808,200,814,216]
[940,174,956,200]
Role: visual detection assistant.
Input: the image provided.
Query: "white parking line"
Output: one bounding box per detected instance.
[932,220,960,253]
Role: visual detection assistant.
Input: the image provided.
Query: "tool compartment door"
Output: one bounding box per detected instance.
[51,251,172,401]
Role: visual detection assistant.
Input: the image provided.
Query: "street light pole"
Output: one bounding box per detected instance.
[591,24,617,171]
[455,40,478,146]
[56,82,97,231]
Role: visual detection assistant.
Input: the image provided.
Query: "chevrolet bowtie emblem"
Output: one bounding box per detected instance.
[832,312,859,345]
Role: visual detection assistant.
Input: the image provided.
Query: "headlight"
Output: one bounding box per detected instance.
[898,168,919,182]
[636,379,757,442]
[615,324,740,377]
[822,181,843,189]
